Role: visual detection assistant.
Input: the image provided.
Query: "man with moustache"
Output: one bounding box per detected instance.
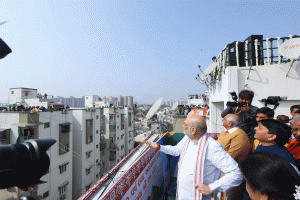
[221,90,258,141]
[146,115,242,200]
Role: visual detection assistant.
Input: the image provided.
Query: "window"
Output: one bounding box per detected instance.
[59,123,70,155]
[121,145,124,150]
[59,162,69,174]
[0,129,10,145]
[117,137,119,140]
[96,173,99,179]
[85,182,93,191]
[121,134,124,139]
[86,150,92,159]
[86,166,93,176]
[96,130,99,134]
[96,144,99,149]
[96,159,99,164]
[43,191,49,199]
[86,119,93,144]
[44,122,50,128]
[86,97,88,99]
[61,124,70,133]
[96,115,99,119]
[59,143,69,155]
[58,182,69,195]
[11,91,14,94]
[24,128,35,140]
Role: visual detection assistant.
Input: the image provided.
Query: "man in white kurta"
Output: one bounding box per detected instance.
[147,115,243,200]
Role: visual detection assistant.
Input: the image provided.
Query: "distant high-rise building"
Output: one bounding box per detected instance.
[126,96,133,107]
[117,95,124,107]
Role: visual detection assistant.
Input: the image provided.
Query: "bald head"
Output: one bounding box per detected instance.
[224,114,240,128]
[186,115,207,133]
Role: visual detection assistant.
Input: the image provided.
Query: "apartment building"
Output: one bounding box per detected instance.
[71,108,102,199]
[103,107,134,167]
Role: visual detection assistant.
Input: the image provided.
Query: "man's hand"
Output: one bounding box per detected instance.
[241,104,251,113]
[145,141,159,149]
[195,183,213,195]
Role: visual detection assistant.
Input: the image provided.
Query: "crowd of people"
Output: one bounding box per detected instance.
[188,94,209,101]
[177,104,209,116]
[147,89,300,200]
[4,105,67,112]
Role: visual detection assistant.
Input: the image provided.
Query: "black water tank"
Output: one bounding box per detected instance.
[228,41,245,67]
[244,35,263,66]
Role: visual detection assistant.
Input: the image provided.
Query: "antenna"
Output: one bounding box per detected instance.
[145,97,163,120]
[0,21,8,26]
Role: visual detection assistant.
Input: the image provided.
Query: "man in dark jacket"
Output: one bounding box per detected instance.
[221,90,258,141]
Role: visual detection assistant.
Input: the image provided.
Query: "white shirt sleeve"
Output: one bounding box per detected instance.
[159,135,188,157]
[207,140,243,192]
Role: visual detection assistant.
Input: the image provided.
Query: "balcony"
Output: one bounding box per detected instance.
[109,130,116,137]
[109,125,116,130]
[100,142,107,151]
[23,135,35,140]
[109,154,116,161]
[109,143,118,150]
[109,120,116,125]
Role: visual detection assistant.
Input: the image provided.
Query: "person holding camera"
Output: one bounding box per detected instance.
[221,90,258,141]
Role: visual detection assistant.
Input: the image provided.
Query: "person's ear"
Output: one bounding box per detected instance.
[261,194,268,200]
[191,127,196,134]
[268,134,277,141]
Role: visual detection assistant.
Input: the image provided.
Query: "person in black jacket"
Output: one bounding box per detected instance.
[221,90,258,141]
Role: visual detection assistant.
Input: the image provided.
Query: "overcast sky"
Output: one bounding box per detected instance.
[0,0,299,103]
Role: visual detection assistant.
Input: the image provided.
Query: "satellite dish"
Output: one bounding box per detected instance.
[171,101,178,111]
[200,62,217,83]
[279,38,300,59]
[145,97,163,120]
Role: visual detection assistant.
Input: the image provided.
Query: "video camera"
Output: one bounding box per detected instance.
[226,91,243,107]
[0,139,56,189]
[261,96,282,110]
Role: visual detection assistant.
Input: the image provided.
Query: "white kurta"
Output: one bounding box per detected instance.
[160,134,243,200]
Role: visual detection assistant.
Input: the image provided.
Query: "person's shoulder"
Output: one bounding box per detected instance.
[232,128,248,138]
[207,135,224,149]
[250,106,259,111]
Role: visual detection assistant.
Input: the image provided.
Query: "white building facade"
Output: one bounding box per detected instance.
[71,108,102,199]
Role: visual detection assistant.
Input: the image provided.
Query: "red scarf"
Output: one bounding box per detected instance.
[287,138,300,160]
[177,133,209,200]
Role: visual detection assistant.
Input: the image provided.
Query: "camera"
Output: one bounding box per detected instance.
[226,91,243,107]
[0,139,56,189]
[261,96,282,110]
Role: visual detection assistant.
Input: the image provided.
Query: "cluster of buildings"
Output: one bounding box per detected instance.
[0,88,135,200]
